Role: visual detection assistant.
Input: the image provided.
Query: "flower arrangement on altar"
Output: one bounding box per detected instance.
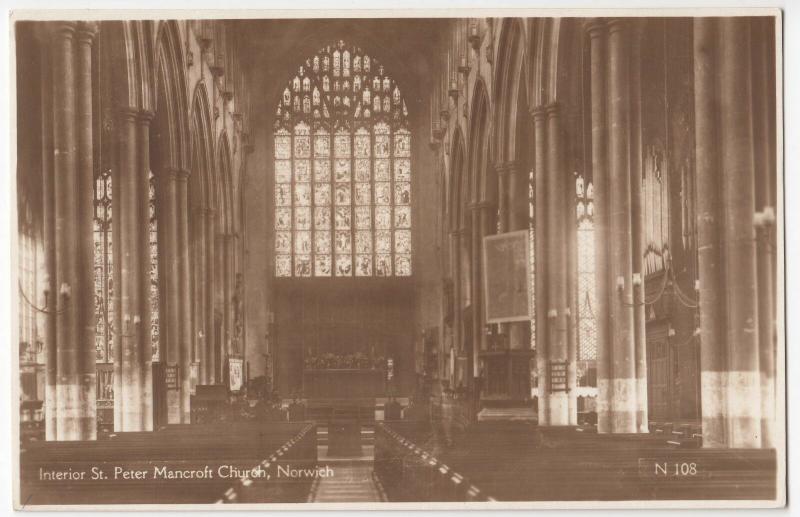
[304,351,387,370]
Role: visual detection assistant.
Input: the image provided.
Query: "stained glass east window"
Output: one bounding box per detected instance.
[273,40,412,277]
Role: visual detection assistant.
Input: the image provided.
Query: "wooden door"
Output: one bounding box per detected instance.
[152,362,168,428]
[214,315,223,383]
[646,323,671,421]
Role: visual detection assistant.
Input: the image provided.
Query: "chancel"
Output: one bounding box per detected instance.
[15,15,782,507]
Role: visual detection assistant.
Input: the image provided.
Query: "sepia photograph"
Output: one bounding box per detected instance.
[10,7,786,510]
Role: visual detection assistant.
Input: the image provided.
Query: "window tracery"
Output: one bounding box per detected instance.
[274,40,412,277]
[575,174,596,360]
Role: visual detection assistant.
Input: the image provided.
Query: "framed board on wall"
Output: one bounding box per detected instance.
[228,358,244,392]
[482,230,532,324]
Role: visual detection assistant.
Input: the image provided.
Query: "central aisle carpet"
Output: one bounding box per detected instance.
[307,425,385,503]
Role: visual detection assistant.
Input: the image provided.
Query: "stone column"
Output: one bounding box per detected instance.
[136,111,154,431]
[459,226,472,389]
[719,18,761,448]
[204,208,217,384]
[496,164,508,233]
[75,22,98,439]
[52,22,79,440]
[507,161,530,353]
[607,19,638,433]
[532,106,549,424]
[116,108,139,431]
[586,19,612,434]
[694,18,765,449]
[222,233,233,358]
[494,164,509,342]
[629,25,649,432]
[176,169,192,421]
[545,104,569,426]
[470,205,481,382]
[194,207,208,385]
[564,114,579,426]
[215,233,227,378]
[478,201,494,355]
[114,108,144,432]
[161,168,182,423]
[47,21,97,440]
[39,35,57,439]
[751,18,776,448]
[226,233,237,355]
[450,229,462,386]
[693,18,726,447]
[114,107,153,432]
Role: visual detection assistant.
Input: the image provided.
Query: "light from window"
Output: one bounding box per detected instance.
[93,167,114,363]
[92,169,160,366]
[274,40,412,278]
[575,174,596,360]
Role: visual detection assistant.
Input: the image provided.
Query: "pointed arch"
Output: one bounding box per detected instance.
[103,20,154,112]
[190,81,214,209]
[494,18,529,164]
[272,40,412,278]
[216,132,234,235]
[468,79,491,207]
[152,19,189,173]
[449,127,466,233]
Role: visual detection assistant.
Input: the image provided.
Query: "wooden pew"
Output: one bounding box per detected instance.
[376,421,777,502]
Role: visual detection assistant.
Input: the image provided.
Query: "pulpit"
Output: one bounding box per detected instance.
[190,385,230,424]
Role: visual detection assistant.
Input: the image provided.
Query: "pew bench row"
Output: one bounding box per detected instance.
[376,422,777,502]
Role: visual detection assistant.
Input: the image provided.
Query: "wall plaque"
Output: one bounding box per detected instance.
[549,361,568,392]
[165,364,179,390]
[229,357,244,392]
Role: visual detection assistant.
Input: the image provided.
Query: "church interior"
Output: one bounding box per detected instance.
[15,16,781,505]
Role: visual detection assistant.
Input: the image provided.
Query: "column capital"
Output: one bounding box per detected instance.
[118,106,140,122]
[530,104,549,120]
[48,21,78,40]
[584,18,608,38]
[504,160,521,177]
[75,21,99,43]
[165,167,190,182]
[606,18,630,35]
[545,102,562,118]
[469,200,496,212]
[137,110,155,124]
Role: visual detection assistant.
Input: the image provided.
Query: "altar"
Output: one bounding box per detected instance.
[303,369,387,398]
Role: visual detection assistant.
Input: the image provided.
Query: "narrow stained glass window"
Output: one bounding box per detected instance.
[94,167,114,364]
[148,171,160,361]
[92,168,161,399]
[273,40,412,277]
[575,174,596,360]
